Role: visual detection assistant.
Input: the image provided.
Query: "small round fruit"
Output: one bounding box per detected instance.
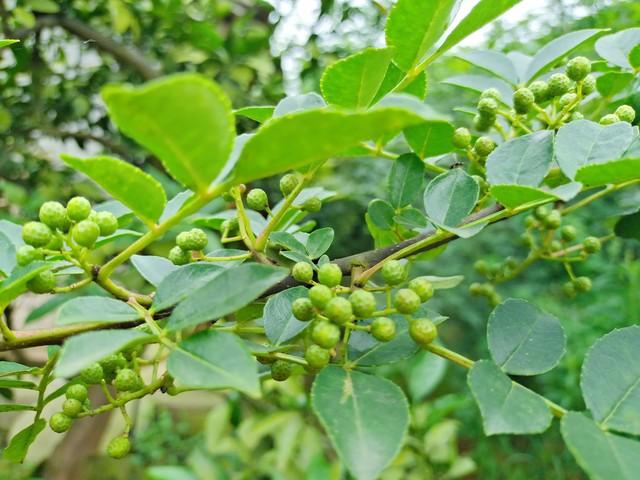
[583,236,601,254]
[349,289,376,318]
[573,276,592,293]
[309,284,333,309]
[46,235,63,251]
[469,282,485,296]
[409,318,438,346]
[62,398,83,418]
[66,196,92,221]
[394,288,421,314]
[473,113,494,132]
[371,317,396,342]
[581,74,596,95]
[292,297,315,321]
[271,360,293,381]
[325,297,353,325]
[559,93,577,109]
[177,228,208,251]
[473,136,496,157]
[27,270,56,294]
[599,114,619,125]
[560,225,577,242]
[533,205,550,220]
[168,246,191,266]
[16,245,42,266]
[100,353,127,374]
[566,56,591,81]
[280,173,299,196]
[65,383,88,402]
[550,240,563,252]
[520,233,534,247]
[570,112,584,121]
[311,321,341,349]
[524,215,538,228]
[114,368,140,392]
[107,436,131,459]
[408,277,434,302]
[381,260,406,286]
[480,88,501,101]
[474,260,489,275]
[22,221,52,248]
[547,73,572,97]
[246,188,268,211]
[477,97,498,116]
[543,210,562,229]
[563,281,576,298]
[39,201,66,229]
[304,345,330,370]
[302,197,322,213]
[615,105,636,123]
[50,412,72,433]
[221,217,239,233]
[513,87,535,114]
[94,211,118,237]
[72,220,100,248]
[529,80,549,103]
[452,127,472,148]
[317,263,342,287]
[292,262,314,283]
[80,363,104,385]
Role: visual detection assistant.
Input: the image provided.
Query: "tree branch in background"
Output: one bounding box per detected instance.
[40,128,134,160]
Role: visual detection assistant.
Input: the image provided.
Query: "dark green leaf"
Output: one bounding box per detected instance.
[486,131,554,186]
[424,169,479,227]
[394,207,428,230]
[596,72,635,97]
[372,63,427,103]
[349,316,420,366]
[407,350,447,402]
[404,121,455,159]
[306,228,334,259]
[629,44,640,69]
[0,404,35,412]
[263,287,310,345]
[269,231,307,254]
[234,106,274,123]
[490,183,581,209]
[131,255,179,287]
[388,153,425,207]
[3,419,46,462]
[153,263,223,311]
[368,199,396,230]
[615,212,640,241]
[0,361,37,377]
[0,262,51,309]
[575,158,640,187]
[56,296,140,325]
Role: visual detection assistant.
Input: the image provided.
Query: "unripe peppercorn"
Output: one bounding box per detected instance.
[246,188,268,211]
[107,436,131,459]
[563,281,576,298]
[394,288,421,314]
[302,197,322,213]
[292,262,314,283]
[100,353,127,374]
[177,228,208,251]
[280,173,299,196]
[168,246,191,265]
[65,383,88,402]
[547,73,572,97]
[581,74,596,95]
[409,318,438,346]
[317,263,342,287]
[371,317,396,342]
[80,363,104,385]
[304,344,330,370]
[533,205,550,221]
[309,284,333,309]
[474,136,496,157]
[221,217,239,233]
[72,220,100,248]
[66,196,92,221]
[22,221,52,248]
[513,87,535,114]
[477,97,498,116]
[474,259,489,275]
[566,56,591,81]
[473,113,494,132]
[50,412,72,433]
[381,260,406,286]
[271,360,293,381]
[573,276,592,292]
[16,245,42,266]
[480,88,501,101]
[39,201,67,229]
[469,282,485,296]
[27,270,56,294]
[292,297,315,321]
[599,114,619,125]
[570,112,584,121]
[583,236,601,253]
[452,127,472,148]
[615,105,636,123]
[408,277,434,302]
[311,321,341,349]
[349,289,377,318]
[94,211,118,237]
[46,235,63,251]
[62,398,83,418]
[550,240,563,252]
[529,80,549,103]
[543,210,562,229]
[114,368,140,392]
[559,93,577,109]
[524,215,538,228]
[325,297,353,325]
[560,225,577,242]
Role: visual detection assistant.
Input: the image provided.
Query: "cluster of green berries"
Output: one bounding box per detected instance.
[452,127,496,158]
[468,281,502,307]
[599,104,636,125]
[562,275,593,298]
[279,173,323,212]
[168,227,208,265]
[19,197,119,294]
[473,88,501,132]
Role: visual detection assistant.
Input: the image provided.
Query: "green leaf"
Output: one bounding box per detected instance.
[321,48,394,108]
[270,231,307,254]
[555,120,635,179]
[424,169,479,228]
[562,412,640,480]
[349,316,420,366]
[385,0,459,72]
[404,121,455,160]
[0,220,24,249]
[575,158,640,187]
[273,93,325,117]
[102,73,235,192]
[581,326,640,435]
[421,275,464,290]
[131,255,179,287]
[488,299,565,376]
[0,404,35,412]
[468,360,553,435]
[145,466,198,480]
[167,264,288,331]
[55,330,150,378]
[394,207,428,230]
[234,106,274,123]
[388,153,425,208]
[372,63,428,103]
[153,263,223,311]
[455,50,519,84]
[615,212,640,241]
[0,361,37,377]
[596,72,635,97]
[629,44,640,69]
[0,39,19,48]
[366,212,397,248]
[60,155,166,224]
[595,28,640,69]
[490,183,582,209]
[407,350,447,402]
[306,228,334,259]
[525,29,604,81]
[94,229,143,248]
[0,231,16,276]
[367,199,396,230]
[486,131,554,186]
[0,262,51,309]
[263,287,310,345]
[167,330,260,397]
[232,106,428,184]
[3,419,46,463]
[311,366,409,480]
[442,75,513,106]
[56,296,140,325]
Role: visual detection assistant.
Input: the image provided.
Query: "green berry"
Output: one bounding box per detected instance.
[46,235,63,251]
[66,196,92,221]
[581,75,596,95]
[325,297,353,325]
[381,260,406,286]
[566,56,591,82]
[599,114,620,125]
[72,220,100,248]
[168,246,191,265]
[16,245,42,266]
[62,398,83,418]
[302,197,322,213]
[550,240,563,252]
[311,321,341,349]
[570,112,584,121]
[50,412,72,433]
[65,383,88,402]
[469,282,485,296]
[371,317,396,342]
[559,93,577,109]
[533,205,550,221]
[27,270,56,294]
[529,80,549,103]
[547,73,572,97]
[513,87,535,114]
[280,173,299,196]
[583,236,601,254]
[246,188,268,211]
[524,215,538,228]
[452,127,472,148]
[408,277,434,302]
[409,318,438,347]
[520,232,534,247]
[94,211,118,237]
[473,113,494,132]
[100,353,127,374]
[80,363,104,385]
[560,225,577,242]
[394,288,421,314]
[615,105,636,123]
[22,221,52,248]
[563,281,576,298]
[477,97,498,116]
[221,217,239,233]
[317,263,342,287]
[177,228,208,251]
[349,289,376,318]
[573,276,592,293]
[543,210,562,229]
[480,88,501,101]
[474,136,496,157]
[304,344,330,370]
[474,260,489,275]
[114,368,140,392]
[292,262,314,283]
[292,297,315,321]
[309,284,333,309]
[39,201,66,229]
[271,360,293,381]
[107,436,131,459]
